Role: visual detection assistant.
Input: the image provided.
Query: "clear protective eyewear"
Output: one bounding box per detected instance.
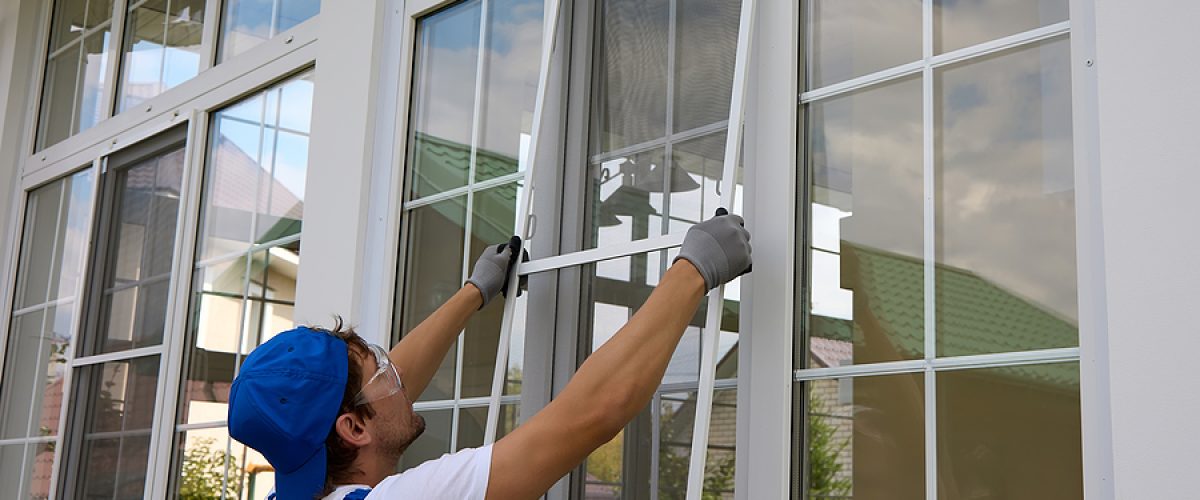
[352,343,404,406]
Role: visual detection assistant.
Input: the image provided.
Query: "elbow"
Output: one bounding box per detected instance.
[587,385,641,439]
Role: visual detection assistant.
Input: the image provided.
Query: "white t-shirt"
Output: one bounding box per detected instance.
[322,445,493,500]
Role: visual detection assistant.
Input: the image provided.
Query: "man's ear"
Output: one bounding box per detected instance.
[334,412,372,448]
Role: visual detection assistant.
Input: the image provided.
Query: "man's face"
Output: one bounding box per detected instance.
[357,348,426,459]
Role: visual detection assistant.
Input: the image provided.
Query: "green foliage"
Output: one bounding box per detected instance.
[656,403,735,500]
[179,437,242,500]
[807,393,852,498]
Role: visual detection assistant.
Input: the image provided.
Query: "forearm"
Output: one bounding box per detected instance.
[562,261,707,433]
[390,285,482,400]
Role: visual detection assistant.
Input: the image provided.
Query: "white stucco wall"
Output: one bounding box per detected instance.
[1091,1,1200,498]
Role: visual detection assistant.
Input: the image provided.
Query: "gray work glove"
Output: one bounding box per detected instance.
[466,236,528,308]
[673,208,753,291]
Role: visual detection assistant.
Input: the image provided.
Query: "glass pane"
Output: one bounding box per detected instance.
[407,0,483,199]
[805,0,922,89]
[77,32,112,133]
[34,307,73,438]
[201,100,264,259]
[0,444,30,499]
[461,182,523,398]
[937,363,1082,499]
[74,356,161,499]
[398,197,467,401]
[49,0,88,50]
[85,0,116,30]
[37,44,82,151]
[474,0,543,182]
[118,0,205,112]
[806,77,924,367]
[255,127,309,244]
[934,38,1076,357]
[175,428,271,500]
[399,409,452,472]
[94,145,185,354]
[455,404,517,451]
[1,310,46,439]
[584,251,739,385]
[655,390,737,498]
[934,0,1069,54]
[15,182,64,309]
[587,148,666,250]
[51,171,96,302]
[673,0,740,133]
[667,131,744,233]
[179,261,245,424]
[800,373,925,499]
[219,0,320,62]
[592,0,669,152]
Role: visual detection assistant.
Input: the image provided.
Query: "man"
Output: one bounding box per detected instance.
[229,210,752,499]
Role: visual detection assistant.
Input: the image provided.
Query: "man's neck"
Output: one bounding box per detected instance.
[342,454,398,488]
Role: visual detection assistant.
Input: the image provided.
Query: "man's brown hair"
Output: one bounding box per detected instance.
[313,317,376,498]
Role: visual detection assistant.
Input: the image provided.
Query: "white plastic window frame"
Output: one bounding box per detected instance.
[793,4,1085,500]
[0,7,319,495]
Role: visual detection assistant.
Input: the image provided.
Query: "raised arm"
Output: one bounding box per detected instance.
[487,212,751,500]
[390,237,522,400]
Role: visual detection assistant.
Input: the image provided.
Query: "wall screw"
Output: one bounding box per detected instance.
[1086,59,1094,67]
[285,35,294,44]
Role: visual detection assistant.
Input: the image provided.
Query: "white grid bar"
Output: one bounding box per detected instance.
[485,0,563,445]
[192,233,303,268]
[402,171,526,210]
[176,420,230,432]
[793,348,1081,380]
[685,0,756,496]
[800,21,1072,105]
[518,232,686,275]
[10,295,77,316]
[589,120,729,165]
[922,0,937,495]
[413,394,521,412]
[70,344,165,367]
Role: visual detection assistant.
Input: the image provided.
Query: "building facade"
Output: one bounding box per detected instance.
[0,0,1196,499]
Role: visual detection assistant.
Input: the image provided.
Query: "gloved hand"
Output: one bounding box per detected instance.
[466,236,528,308]
[673,208,752,291]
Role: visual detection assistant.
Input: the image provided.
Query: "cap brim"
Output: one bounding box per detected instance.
[274,445,327,500]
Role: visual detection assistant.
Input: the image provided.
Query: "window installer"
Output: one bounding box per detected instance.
[228,209,752,500]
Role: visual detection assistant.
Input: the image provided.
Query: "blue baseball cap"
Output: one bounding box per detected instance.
[229,326,349,500]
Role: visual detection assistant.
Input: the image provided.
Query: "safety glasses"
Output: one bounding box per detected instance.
[352,343,404,406]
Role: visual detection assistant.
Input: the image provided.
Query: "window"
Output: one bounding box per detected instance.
[170,71,314,499]
[0,170,95,499]
[37,0,114,149]
[60,131,187,498]
[219,0,320,62]
[35,0,319,151]
[393,0,543,467]
[797,0,1081,497]
[117,0,208,112]
[574,1,745,495]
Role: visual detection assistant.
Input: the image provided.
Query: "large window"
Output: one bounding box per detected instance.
[0,170,95,500]
[393,0,543,469]
[60,132,187,499]
[797,0,1081,498]
[36,0,320,151]
[170,71,313,499]
[1,69,314,499]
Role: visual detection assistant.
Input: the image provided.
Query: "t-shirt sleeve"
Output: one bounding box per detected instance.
[367,445,493,499]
